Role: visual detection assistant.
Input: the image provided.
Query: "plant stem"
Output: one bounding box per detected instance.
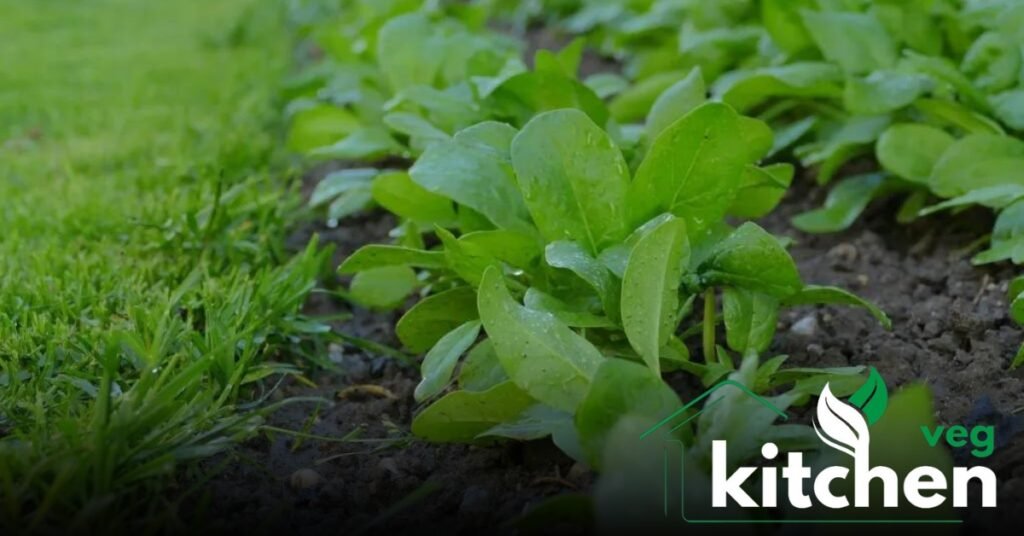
[703,288,716,363]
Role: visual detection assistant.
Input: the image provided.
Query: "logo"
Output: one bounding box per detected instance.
[642,368,998,523]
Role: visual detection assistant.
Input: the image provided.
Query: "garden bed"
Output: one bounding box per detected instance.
[180,13,1024,532]
[185,171,1024,533]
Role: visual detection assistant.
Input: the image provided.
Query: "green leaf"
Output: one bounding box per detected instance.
[876,124,955,184]
[961,31,1020,93]
[801,11,897,75]
[415,321,482,402]
[722,288,779,354]
[919,185,1024,216]
[382,112,450,142]
[694,361,797,462]
[471,56,528,99]
[844,71,929,115]
[874,1,943,56]
[762,0,813,54]
[698,222,802,298]
[727,163,794,219]
[325,187,373,223]
[914,98,1004,135]
[389,84,483,134]
[621,215,689,374]
[783,285,892,330]
[310,127,405,161]
[396,286,478,353]
[348,266,418,310]
[584,72,629,99]
[437,228,500,287]
[795,115,890,184]
[897,189,929,224]
[1009,275,1024,303]
[992,89,1024,130]
[974,199,1024,264]
[458,230,543,270]
[287,105,361,153]
[791,173,886,233]
[458,339,508,392]
[627,102,746,238]
[546,241,620,320]
[556,38,585,75]
[902,53,992,114]
[1011,294,1024,325]
[483,404,583,461]
[376,13,443,92]
[533,38,584,77]
[491,70,609,127]
[511,109,630,254]
[848,367,889,426]
[929,134,1024,198]
[309,168,378,208]
[769,116,816,157]
[371,171,457,225]
[716,62,842,113]
[575,358,682,468]
[609,71,686,123]
[410,121,533,232]
[592,416,679,529]
[523,289,617,329]
[411,381,535,442]
[645,68,707,141]
[737,115,775,164]
[477,267,603,412]
[338,245,446,274]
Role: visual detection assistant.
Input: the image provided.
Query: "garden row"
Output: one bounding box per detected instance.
[285,0,1024,478]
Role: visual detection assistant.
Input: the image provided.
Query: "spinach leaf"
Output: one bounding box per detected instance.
[627,102,746,238]
[698,222,802,298]
[477,268,603,412]
[722,288,779,354]
[415,321,482,402]
[645,68,707,141]
[792,173,886,233]
[511,109,630,254]
[396,286,478,353]
[801,11,897,75]
[576,359,682,467]
[876,124,955,184]
[621,215,690,374]
[411,381,535,442]
[410,121,533,232]
[546,241,621,319]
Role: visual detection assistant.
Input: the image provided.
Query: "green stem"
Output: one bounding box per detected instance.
[703,288,716,364]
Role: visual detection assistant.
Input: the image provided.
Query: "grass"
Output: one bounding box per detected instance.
[0,0,326,530]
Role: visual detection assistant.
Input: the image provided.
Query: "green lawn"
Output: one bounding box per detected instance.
[0,0,321,529]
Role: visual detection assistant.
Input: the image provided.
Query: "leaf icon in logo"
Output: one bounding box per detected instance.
[849,367,888,425]
[813,383,869,458]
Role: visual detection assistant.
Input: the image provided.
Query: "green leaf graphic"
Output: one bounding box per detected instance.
[849,367,888,425]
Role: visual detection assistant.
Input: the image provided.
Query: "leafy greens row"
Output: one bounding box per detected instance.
[537,0,1024,261]
[284,0,892,474]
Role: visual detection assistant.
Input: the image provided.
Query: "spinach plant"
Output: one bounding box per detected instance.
[338,101,888,461]
[289,3,610,223]
[536,0,1024,267]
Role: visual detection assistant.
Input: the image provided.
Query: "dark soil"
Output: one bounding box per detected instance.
[761,178,1024,531]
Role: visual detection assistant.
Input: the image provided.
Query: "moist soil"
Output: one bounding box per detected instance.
[179,171,1024,535]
